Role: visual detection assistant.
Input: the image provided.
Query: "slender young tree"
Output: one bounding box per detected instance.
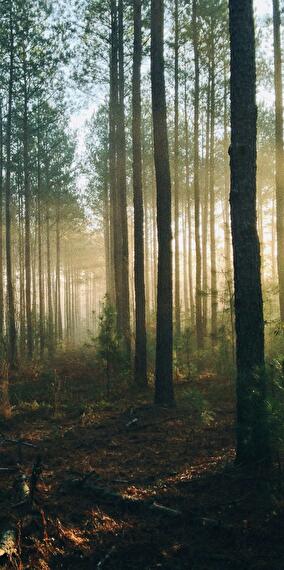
[229,0,270,464]
[151,0,174,405]
[132,0,147,386]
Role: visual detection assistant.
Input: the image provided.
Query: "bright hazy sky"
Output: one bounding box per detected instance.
[256,0,271,17]
[70,0,274,154]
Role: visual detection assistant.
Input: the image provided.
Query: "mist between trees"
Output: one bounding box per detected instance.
[0,0,283,463]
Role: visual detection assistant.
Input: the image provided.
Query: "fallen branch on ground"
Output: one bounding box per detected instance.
[60,473,182,517]
[97,546,116,569]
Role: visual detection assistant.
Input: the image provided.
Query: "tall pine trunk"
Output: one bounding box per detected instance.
[0,99,3,349]
[192,0,203,349]
[23,49,33,358]
[6,7,17,367]
[151,0,174,405]
[174,0,180,337]
[229,0,270,464]
[133,0,147,386]
[117,0,131,357]
[209,31,217,345]
[272,0,284,321]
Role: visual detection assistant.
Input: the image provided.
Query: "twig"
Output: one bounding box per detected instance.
[97,546,116,569]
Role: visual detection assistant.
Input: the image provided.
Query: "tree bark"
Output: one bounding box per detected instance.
[192,0,203,350]
[174,0,181,337]
[272,0,284,321]
[209,29,217,345]
[151,0,174,405]
[23,48,33,358]
[0,99,4,349]
[229,0,270,464]
[133,0,147,386]
[6,7,17,367]
[117,0,131,357]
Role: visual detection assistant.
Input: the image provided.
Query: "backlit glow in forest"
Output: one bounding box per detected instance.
[0,0,283,568]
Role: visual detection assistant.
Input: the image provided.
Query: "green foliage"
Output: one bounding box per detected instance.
[174,327,197,380]
[266,359,284,459]
[180,386,215,426]
[95,295,129,397]
[213,325,235,379]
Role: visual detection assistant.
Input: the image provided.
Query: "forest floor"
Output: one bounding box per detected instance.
[0,373,284,569]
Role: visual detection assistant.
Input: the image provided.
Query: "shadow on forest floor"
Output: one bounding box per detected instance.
[0,376,284,569]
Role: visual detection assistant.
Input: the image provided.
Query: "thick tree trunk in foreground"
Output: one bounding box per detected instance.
[133,0,147,387]
[151,0,174,405]
[229,0,270,464]
[272,0,284,321]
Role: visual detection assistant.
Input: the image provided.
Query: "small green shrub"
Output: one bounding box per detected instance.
[180,386,215,426]
[95,295,130,397]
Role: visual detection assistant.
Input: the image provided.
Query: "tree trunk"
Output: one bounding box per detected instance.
[209,31,217,345]
[202,70,210,339]
[46,206,54,355]
[192,0,203,350]
[223,64,231,281]
[151,0,174,405]
[133,0,147,386]
[117,0,131,357]
[184,78,194,324]
[56,203,62,342]
[174,0,180,337]
[6,8,17,367]
[0,99,4,349]
[272,0,284,321]
[23,49,33,358]
[229,0,270,464]
[37,110,45,357]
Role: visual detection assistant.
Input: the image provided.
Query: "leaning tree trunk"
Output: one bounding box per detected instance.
[229,0,270,465]
[272,0,284,321]
[133,0,147,387]
[151,0,174,405]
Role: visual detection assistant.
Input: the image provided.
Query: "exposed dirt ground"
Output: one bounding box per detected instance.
[0,377,283,569]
